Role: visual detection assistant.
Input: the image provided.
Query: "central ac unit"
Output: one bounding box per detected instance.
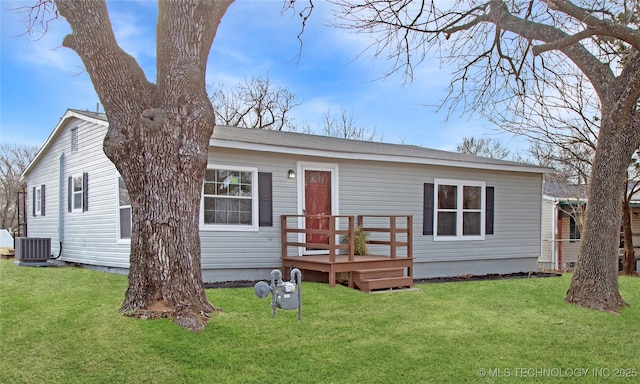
[15,237,52,262]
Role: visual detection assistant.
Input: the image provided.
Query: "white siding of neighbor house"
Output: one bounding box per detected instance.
[26,116,130,268]
[631,208,640,247]
[559,217,580,267]
[540,198,555,267]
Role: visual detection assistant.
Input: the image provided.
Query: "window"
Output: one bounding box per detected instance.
[68,173,88,213]
[569,215,581,242]
[434,179,485,240]
[36,187,42,215]
[33,185,45,216]
[201,167,258,231]
[71,127,78,153]
[72,176,83,211]
[117,177,132,240]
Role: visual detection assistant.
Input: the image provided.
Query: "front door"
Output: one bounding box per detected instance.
[305,170,332,249]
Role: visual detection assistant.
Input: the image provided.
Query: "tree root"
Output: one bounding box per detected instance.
[565,292,629,314]
[121,305,223,332]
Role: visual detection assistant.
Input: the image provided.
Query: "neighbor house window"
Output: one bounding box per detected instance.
[201,166,258,231]
[117,177,132,240]
[434,179,485,240]
[71,127,78,153]
[569,215,581,242]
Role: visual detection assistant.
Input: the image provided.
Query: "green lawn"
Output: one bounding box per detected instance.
[1,260,638,383]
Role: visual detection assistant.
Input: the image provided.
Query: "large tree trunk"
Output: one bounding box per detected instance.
[565,110,635,312]
[621,192,636,275]
[113,109,217,331]
[55,0,233,331]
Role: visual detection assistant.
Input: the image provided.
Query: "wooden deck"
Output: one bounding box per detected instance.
[281,215,413,292]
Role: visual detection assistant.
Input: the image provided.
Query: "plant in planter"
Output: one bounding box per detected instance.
[343,226,369,255]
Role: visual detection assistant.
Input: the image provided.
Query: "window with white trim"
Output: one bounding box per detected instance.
[35,186,42,216]
[117,177,132,240]
[72,174,84,212]
[434,179,485,240]
[201,167,258,231]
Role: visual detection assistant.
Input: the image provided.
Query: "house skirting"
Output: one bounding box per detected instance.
[413,257,538,279]
[49,258,538,284]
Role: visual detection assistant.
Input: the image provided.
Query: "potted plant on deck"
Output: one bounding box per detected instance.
[343,226,369,256]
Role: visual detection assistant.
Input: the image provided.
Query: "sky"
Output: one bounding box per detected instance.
[0,0,526,152]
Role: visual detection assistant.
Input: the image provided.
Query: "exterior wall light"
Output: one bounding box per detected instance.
[288,170,296,179]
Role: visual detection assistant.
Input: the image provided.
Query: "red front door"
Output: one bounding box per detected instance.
[304,170,332,248]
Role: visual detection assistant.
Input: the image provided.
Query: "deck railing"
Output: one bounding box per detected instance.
[281,215,355,262]
[357,215,413,259]
[281,214,413,261]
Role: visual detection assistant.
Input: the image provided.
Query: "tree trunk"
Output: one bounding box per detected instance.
[113,111,218,331]
[621,193,635,275]
[565,114,633,312]
[55,0,233,331]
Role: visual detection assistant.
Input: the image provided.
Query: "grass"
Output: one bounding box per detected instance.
[1,260,639,383]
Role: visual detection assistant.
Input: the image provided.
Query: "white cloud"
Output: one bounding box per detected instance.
[4,11,81,74]
[109,9,156,63]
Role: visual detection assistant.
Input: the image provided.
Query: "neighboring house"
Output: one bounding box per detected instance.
[0,229,13,248]
[540,182,640,270]
[23,109,549,283]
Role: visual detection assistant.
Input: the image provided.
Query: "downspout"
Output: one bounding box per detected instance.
[55,153,65,259]
[551,200,557,270]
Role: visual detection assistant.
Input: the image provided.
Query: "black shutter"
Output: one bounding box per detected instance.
[41,185,46,216]
[68,176,72,212]
[82,172,89,212]
[32,186,36,217]
[258,172,272,227]
[485,186,494,235]
[423,183,434,235]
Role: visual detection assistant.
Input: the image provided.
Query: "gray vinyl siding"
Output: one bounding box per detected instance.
[25,116,130,268]
[25,138,62,247]
[200,148,298,271]
[339,160,542,264]
[25,114,544,281]
[202,147,543,278]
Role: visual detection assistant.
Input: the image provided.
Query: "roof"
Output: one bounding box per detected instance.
[544,181,640,206]
[70,108,108,122]
[543,182,589,201]
[24,108,550,177]
[211,126,550,173]
[23,109,109,177]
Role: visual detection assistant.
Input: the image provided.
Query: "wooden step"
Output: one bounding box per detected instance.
[352,267,413,292]
[354,267,405,280]
[355,276,413,292]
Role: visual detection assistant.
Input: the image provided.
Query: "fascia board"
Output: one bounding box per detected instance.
[210,138,551,174]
